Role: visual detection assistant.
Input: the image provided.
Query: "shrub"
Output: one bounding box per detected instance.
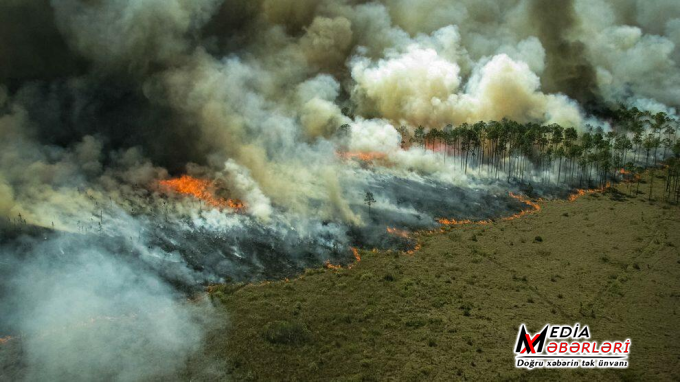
[431,298,446,308]
[404,319,426,328]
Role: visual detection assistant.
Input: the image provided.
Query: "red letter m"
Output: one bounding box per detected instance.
[514,325,548,354]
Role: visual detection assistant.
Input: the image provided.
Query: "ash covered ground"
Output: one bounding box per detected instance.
[2,0,679,379]
[1,171,547,288]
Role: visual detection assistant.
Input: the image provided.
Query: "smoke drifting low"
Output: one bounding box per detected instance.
[0,233,213,381]
[1,0,679,379]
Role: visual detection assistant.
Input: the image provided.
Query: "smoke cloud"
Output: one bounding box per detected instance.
[0,238,213,381]
[1,0,679,378]
[528,0,599,104]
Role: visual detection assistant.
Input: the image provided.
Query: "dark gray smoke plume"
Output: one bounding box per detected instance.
[529,0,599,105]
[1,0,679,379]
[0,0,85,88]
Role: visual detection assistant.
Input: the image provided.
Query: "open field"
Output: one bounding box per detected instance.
[195,181,680,381]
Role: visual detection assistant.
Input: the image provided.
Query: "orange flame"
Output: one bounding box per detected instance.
[337,151,386,161]
[438,192,541,226]
[324,261,343,270]
[568,189,587,202]
[350,247,361,262]
[568,183,611,202]
[405,243,422,255]
[386,227,411,238]
[437,218,479,226]
[324,247,361,270]
[504,192,541,220]
[158,175,244,211]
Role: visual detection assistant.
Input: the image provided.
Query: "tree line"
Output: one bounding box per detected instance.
[390,107,679,202]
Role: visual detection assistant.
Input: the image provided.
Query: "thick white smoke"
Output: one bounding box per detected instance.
[1,244,212,381]
[221,159,273,221]
[51,0,222,72]
[351,44,583,127]
[1,0,679,378]
[3,0,679,225]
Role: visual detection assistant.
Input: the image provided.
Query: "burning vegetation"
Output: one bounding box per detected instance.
[337,151,388,162]
[324,247,361,271]
[1,0,680,380]
[386,227,411,239]
[158,175,245,211]
[438,192,542,226]
[568,183,611,202]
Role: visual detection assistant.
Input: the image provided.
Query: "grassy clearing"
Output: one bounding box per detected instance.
[192,182,680,381]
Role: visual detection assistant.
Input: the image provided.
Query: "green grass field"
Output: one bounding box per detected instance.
[189,181,680,381]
